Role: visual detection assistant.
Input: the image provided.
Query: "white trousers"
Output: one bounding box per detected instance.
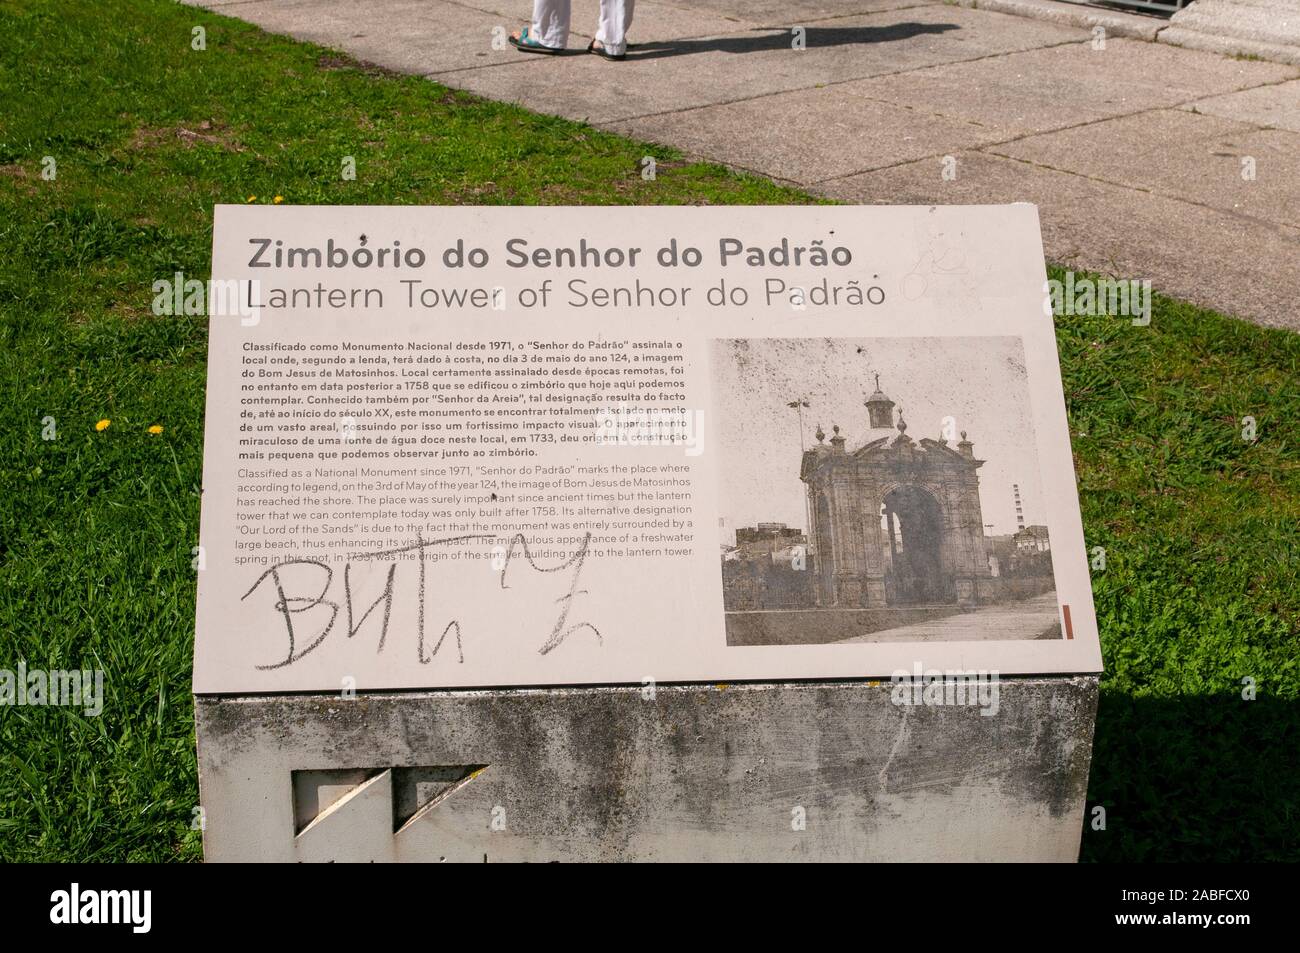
[531,0,635,56]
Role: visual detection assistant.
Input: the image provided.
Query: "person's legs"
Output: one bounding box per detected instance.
[531,0,572,49]
[593,0,635,57]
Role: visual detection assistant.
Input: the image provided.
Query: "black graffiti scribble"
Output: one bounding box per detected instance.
[241,532,600,670]
[241,558,337,670]
[345,561,395,650]
[497,531,602,655]
[357,533,488,666]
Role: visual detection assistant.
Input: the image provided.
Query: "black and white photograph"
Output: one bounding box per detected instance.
[713,336,1060,646]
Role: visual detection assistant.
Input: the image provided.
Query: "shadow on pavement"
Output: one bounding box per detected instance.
[625,22,960,60]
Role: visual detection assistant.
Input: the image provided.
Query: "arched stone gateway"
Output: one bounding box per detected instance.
[881,484,949,606]
[800,379,993,609]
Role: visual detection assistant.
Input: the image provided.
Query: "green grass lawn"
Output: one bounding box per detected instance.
[1,0,1296,862]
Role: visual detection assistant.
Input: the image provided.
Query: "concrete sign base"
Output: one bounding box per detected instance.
[196,676,1098,862]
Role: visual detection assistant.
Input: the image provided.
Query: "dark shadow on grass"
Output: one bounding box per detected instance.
[1083,692,1299,862]
[625,22,960,60]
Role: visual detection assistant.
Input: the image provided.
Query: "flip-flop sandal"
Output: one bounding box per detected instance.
[587,39,626,61]
[509,26,563,54]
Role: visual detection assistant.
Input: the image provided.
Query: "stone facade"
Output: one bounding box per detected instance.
[801,380,993,608]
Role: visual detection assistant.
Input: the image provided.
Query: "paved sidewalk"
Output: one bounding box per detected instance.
[190,0,1300,331]
[839,593,1062,642]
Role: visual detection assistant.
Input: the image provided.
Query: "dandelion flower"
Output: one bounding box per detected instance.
[95,419,111,432]
[273,195,284,204]
[246,195,257,203]
[148,425,164,435]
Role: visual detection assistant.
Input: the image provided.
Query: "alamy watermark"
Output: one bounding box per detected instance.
[1,663,103,716]
[594,405,705,456]
[1045,272,1150,326]
[50,883,150,933]
[152,271,262,326]
[890,664,1000,716]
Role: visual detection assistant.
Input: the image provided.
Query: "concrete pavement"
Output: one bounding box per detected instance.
[1165,0,1300,66]
[188,0,1300,330]
[839,592,1063,642]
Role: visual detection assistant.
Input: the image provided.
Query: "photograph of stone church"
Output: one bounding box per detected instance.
[712,337,1061,646]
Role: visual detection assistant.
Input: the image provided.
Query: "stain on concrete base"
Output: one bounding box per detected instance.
[196,676,1098,862]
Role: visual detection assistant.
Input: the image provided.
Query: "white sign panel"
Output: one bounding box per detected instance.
[193,204,1102,693]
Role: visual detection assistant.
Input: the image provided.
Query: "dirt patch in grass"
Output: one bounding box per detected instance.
[103,298,158,324]
[0,162,39,194]
[316,51,405,78]
[129,120,245,153]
